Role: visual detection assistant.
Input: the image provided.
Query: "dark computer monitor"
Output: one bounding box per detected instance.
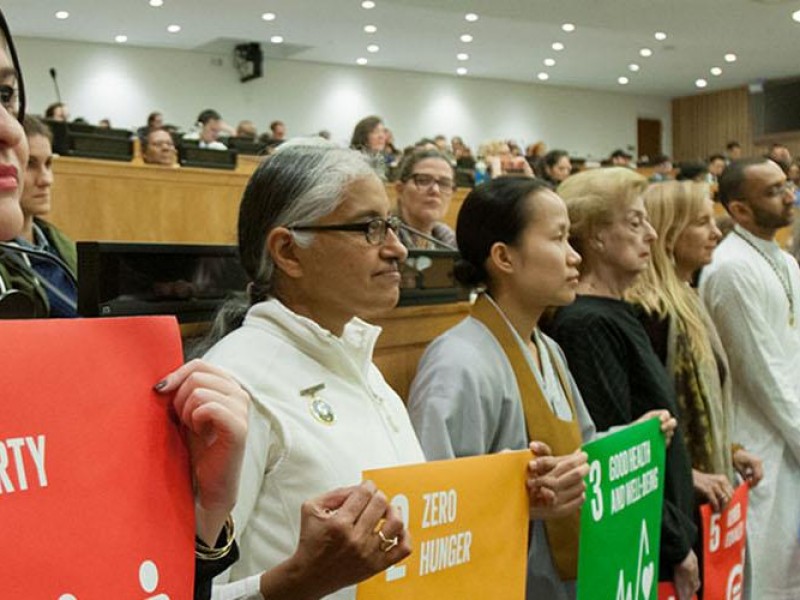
[398,248,468,306]
[47,120,134,161]
[226,137,265,156]
[77,242,248,323]
[178,144,237,170]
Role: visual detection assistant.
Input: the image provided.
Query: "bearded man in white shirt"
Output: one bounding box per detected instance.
[700,157,800,600]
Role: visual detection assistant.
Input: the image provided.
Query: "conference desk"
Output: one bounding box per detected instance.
[48,156,468,244]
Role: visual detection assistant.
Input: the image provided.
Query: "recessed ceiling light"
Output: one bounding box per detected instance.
[456,67,468,76]
[710,67,722,76]
[149,0,163,7]
[364,24,377,33]
[270,35,284,44]
[544,58,556,67]
[628,63,640,72]
[261,12,276,21]
[562,23,576,33]
[618,76,629,85]
[457,53,469,61]
[640,48,653,57]
[361,0,376,8]
[724,53,737,62]
[460,34,473,43]
[695,78,708,88]
[55,10,70,19]
[167,24,181,33]
[465,13,479,22]
[793,9,800,22]
[654,31,667,41]
[537,72,550,81]
[552,42,565,51]
[367,44,380,53]
[356,57,368,65]
[115,34,128,43]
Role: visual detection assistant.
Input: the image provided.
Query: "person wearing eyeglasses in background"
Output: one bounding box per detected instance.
[143,128,178,167]
[394,149,458,250]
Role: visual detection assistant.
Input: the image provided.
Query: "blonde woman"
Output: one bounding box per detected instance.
[626,181,763,597]
[548,168,699,599]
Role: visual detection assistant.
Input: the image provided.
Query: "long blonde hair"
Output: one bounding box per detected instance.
[626,181,714,362]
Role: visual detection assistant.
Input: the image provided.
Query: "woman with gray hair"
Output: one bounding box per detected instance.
[203,142,424,599]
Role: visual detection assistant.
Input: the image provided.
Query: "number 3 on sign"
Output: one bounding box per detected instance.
[588,460,603,521]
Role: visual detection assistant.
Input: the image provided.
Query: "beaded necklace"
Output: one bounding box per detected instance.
[733,228,795,327]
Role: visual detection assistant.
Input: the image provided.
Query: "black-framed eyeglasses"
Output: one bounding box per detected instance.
[406,173,456,193]
[0,10,25,123]
[289,215,403,246]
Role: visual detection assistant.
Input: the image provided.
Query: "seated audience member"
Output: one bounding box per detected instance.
[788,159,800,187]
[184,109,228,150]
[0,115,77,318]
[649,154,674,182]
[235,120,257,140]
[317,129,331,140]
[542,149,572,188]
[407,177,674,600]
[143,128,178,167]
[609,148,632,167]
[676,161,709,182]
[350,115,388,180]
[526,141,547,176]
[201,142,420,597]
[767,143,792,171]
[707,153,726,182]
[258,119,286,151]
[98,118,111,129]
[626,181,763,592]
[394,149,457,249]
[384,128,402,176]
[548,168,700,599]
[44,101,68,122]
[725,141,742,161]
[481,139,534,178]
[138,110,164,140]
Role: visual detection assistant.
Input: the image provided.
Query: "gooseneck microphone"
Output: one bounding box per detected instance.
[49,67,62,103]
[399,223,458,251]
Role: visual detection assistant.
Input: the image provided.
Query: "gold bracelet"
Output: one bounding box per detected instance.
[196,515,235,561]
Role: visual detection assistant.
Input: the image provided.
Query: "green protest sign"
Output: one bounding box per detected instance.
[577,419,666,600]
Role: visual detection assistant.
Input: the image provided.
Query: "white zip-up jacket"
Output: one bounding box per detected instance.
[207,299,425,599]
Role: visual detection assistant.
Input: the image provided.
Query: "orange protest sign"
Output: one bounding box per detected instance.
[701,482,749,600]
[357,450,530,600]
[0,317,194,599]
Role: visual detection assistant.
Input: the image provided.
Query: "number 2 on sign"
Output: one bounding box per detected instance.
[589,460,603,521]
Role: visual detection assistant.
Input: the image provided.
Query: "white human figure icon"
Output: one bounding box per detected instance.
[57,595,78,600]
[140,559,170,600]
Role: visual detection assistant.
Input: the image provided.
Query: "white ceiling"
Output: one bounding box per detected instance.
[4,0,800,97]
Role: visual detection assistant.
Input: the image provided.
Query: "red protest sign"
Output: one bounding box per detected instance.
[0,317,194,599]
[700,482,749,600]
[657,582,697,599]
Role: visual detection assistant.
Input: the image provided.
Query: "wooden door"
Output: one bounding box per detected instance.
[637,118,662,161]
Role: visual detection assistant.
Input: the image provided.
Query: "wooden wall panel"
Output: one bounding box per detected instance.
[672,86,800,162]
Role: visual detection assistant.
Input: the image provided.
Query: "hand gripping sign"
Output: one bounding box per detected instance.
[0,317,194,599]
[578,419,667,600]
[356,450,531,600]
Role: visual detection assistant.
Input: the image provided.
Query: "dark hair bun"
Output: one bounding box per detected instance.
[453,258,486,288]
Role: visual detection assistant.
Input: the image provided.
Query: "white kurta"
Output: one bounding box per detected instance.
[407,304,596,600]
[700,224,800,599]
[206,299,425,600]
